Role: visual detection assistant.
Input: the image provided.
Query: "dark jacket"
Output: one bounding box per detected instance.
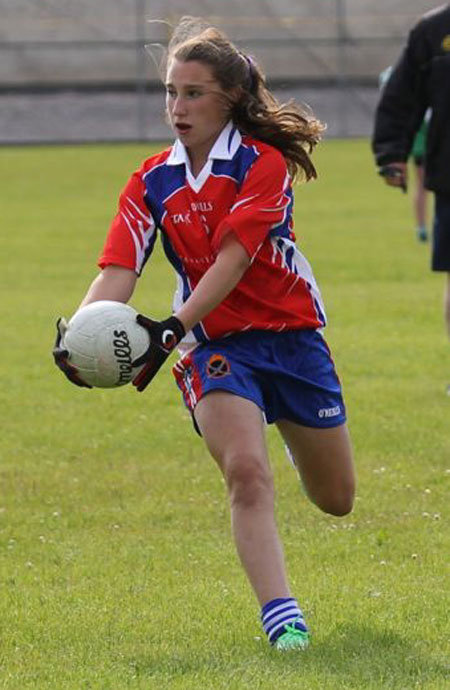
[372,4,450,196]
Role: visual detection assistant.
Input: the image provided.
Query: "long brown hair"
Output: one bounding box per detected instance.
[166,16,325,182]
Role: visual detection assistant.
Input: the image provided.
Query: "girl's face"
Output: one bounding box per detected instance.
[166,58,230,167]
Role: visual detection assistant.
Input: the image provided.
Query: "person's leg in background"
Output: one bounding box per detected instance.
[445,273,450,394]
[413,161,429,242]
[431,194,450,392]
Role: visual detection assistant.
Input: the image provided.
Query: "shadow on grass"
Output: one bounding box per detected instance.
[278,623,450,687]
[125,624,449,688]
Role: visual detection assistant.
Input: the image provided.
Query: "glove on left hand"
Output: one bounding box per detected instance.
[132,314,185,392]
[52,317,92,388]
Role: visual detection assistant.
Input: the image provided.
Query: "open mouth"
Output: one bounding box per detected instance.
[175,123,192,135]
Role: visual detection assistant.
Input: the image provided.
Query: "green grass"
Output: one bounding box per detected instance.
[0,139,449,689]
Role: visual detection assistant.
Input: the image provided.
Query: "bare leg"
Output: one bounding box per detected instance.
[445,273,450,342]
[413,164,428,241]
[194,391,291,606]
[276,421,355,516]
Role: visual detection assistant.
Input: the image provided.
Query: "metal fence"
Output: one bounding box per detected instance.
[0,0,437,143]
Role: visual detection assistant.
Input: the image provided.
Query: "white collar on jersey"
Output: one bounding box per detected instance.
[166,121,242,193]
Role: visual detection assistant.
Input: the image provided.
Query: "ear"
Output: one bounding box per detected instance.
[228,86,242,103]
[223,86,244,114]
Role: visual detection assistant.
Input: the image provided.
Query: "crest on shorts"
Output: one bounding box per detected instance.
[206,353,231,378]
[442,35,450,52]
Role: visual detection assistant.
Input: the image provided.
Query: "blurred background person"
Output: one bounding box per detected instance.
[372,3,450,393]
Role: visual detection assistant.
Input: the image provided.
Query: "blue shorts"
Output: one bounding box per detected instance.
[173,329,347,430]
[432,194,450,272]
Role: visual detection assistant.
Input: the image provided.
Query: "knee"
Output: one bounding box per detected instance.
[315,482,355,517]
[325,495,354,517]
[223,453,274,509]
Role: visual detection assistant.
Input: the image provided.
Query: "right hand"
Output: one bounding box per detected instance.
[52,317,92,388]
[378,163,407,192]
[131,314,186,392]
[132,314,186,393]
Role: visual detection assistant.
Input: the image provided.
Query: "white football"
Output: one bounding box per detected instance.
[62,301,150,388]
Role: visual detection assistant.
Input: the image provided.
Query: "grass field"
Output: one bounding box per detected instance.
[1,139,449,689]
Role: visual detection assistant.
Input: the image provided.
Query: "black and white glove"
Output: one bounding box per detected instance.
[132,314,185,392]
[52,317,92,389]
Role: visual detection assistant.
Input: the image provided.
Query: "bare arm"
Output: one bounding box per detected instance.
[80,234,249,329]
[79,265,138,309]
[174,231,251,333]
[129,231,251,392]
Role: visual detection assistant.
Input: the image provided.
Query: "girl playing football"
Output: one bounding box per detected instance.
[54,16,355,651]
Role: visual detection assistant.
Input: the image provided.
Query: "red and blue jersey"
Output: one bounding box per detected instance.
[99,121,326,343]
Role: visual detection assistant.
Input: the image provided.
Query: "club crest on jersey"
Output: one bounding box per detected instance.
[442,35,450,52]
[206,353,231,379]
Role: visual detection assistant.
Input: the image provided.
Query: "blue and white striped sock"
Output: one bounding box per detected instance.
[261,597,308,645]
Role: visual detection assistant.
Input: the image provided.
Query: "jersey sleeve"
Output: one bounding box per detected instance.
[212,149,292,259]
[98,169,157,276]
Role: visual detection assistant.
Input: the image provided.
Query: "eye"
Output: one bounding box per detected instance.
[166,87,176,98]
[186,89,202,99]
